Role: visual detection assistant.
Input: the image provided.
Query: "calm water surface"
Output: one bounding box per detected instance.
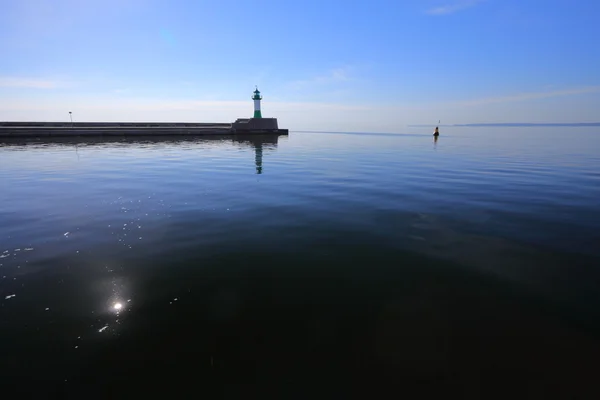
[1,127,600,398]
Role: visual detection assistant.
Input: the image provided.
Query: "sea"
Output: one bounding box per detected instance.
[1,126,599,398]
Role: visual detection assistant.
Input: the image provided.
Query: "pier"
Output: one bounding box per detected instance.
[0,87,288,138]
[0,120,288,138]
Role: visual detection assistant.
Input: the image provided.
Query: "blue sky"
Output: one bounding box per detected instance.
[0,0,598,131]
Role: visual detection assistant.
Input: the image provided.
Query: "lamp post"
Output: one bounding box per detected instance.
[69,111,73,128]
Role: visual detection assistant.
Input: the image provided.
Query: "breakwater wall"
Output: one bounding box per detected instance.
[0,121,288,138]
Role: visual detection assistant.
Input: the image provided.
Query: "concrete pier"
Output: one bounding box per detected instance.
[0,120,288,138]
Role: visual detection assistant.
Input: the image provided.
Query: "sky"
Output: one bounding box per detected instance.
[0,0,599,132]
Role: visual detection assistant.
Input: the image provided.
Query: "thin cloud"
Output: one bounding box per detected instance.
[445,86,600,107]
[46,99,367,112]
[287,67,353,90]
[0,96,377,134]
[426,0,483,15]
[0,77,61,89]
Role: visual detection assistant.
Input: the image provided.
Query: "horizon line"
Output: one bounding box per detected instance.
[408,122,600,127]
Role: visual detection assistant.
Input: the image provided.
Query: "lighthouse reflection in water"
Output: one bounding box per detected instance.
[234,134,281,174]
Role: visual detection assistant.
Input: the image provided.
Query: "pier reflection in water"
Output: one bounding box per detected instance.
[0,133,283,175]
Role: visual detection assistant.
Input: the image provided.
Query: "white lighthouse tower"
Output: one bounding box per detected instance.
[252,86,262,119]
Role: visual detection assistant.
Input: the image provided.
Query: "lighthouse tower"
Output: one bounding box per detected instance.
[232,86,286,133]
[252,86,262,118]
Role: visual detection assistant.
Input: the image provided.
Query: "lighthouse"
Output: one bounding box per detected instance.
[231,86,286,133]
[252,86,262,118]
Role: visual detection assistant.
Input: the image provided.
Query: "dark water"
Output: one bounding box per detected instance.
[1,128,600,398]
